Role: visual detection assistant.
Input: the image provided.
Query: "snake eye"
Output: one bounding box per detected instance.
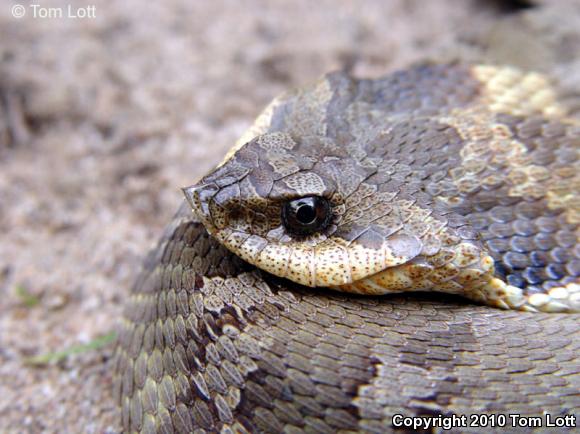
[282,196,331,236]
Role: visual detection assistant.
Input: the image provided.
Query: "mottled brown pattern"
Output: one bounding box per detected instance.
[115,64,580,433]
[115,204,579,433]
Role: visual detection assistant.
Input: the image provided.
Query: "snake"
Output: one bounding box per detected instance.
[114,64,580,433]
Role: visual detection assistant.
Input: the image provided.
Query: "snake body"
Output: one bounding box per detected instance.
[115,64,580,433]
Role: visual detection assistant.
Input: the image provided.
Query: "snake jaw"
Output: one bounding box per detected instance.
[192,185,422,290]
[183,179,426,287]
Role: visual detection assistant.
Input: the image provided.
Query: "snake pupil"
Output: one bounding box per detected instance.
[282,196,331,236]
[296,203,317,224]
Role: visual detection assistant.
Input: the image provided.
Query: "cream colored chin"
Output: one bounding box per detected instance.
[216,228,419,287]
[214,226,580,313]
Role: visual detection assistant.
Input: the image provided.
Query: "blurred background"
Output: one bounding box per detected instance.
[0,0,579,431]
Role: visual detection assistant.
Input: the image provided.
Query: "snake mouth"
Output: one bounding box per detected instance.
[183,182,430,289]
[183,210,425,291]
[217,233,424,288]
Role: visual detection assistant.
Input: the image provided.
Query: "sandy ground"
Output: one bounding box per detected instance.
[1,0,579,432]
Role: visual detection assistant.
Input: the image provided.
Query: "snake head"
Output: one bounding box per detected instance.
[183,65,580,312]
[183,131,430,289]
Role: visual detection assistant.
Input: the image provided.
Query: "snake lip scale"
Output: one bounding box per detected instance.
[115,64,580,433]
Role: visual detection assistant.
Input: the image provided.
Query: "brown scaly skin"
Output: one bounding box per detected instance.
[114,64,580,433]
